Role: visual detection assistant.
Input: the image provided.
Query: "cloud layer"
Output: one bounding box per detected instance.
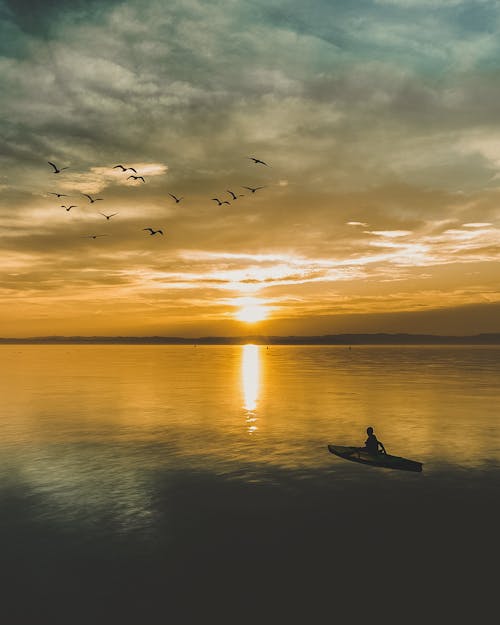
[1,0,500,335]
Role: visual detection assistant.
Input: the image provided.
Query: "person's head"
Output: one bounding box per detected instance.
[366,426,374,435]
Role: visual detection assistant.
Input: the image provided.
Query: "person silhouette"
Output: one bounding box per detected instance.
[363,427,386,455]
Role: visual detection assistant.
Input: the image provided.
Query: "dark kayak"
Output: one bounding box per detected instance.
[328,445,423,473]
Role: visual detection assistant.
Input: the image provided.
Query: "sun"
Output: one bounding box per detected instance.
[235,298,268,323]
[237,305,267,323]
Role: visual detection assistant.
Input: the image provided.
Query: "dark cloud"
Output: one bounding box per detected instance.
[256,0,500,71]
[454,1,499,34]
[1,0,120,37]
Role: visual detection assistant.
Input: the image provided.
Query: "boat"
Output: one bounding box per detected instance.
[328,444,423,473]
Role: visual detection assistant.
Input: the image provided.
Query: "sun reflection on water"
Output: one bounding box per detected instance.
[242,344,260,434]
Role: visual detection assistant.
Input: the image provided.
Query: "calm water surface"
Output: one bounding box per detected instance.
[1,345,498,623]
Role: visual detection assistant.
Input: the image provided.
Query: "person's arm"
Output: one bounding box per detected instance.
[378,441,387,454]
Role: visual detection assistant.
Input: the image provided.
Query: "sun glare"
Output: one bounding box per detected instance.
[236,304,267,323]
[235,298,268,323]
[242,344,260,433]
[237,305,267,323]
[242,344,260,412]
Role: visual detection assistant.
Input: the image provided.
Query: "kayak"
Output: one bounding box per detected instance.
[328,444,423,473]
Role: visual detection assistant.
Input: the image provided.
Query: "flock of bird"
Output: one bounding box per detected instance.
[47,156,270,240]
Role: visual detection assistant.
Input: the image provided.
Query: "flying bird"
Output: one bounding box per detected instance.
[128,175,145,182]
[242,186,265,194]
[49,192,69,198]
[82,234,108,239]
[227,190,244,200]
[48,161,69,174]
[113,165,137,173]
[83,194,103,203]
[211,198,231,206]
[99,212,118,220]
[143,228,163,236]
[248,157,269,166]
[168,193,183,203]
[61,205,77,211]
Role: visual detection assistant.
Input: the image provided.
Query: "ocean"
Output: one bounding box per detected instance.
[1,345,498,623]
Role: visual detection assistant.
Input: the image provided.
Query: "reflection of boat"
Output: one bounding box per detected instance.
[328,445,423,473]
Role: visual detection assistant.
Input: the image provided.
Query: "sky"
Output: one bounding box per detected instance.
[2,0,500,337]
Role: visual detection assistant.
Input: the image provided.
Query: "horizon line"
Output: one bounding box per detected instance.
[2,332,500,345]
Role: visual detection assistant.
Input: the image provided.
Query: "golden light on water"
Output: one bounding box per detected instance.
[242,344,260,433]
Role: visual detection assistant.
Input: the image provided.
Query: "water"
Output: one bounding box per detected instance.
[1,345,498,623]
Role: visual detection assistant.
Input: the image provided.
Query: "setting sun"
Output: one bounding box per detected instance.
[235,299,268,323]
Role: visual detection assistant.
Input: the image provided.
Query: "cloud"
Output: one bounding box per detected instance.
[365,230,413,237]
[1,0,500,335]
[462,222,493,227]
[374,1,461,4]
[56,163,167,194]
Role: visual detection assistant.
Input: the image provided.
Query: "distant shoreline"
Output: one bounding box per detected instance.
[2,333,500,345]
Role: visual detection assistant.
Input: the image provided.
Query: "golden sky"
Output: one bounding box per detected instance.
[1,0,500,336]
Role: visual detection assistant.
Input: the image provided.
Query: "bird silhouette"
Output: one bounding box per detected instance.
[99,212,118,220]
[48,161,69,174]
[83,194,103,203]
[168,193,183,203]
[248,157,269,166]
[49,192,69,198]
[211,198,231,206]
[113,165,137,173]
[242,186,265,193]
[128,175,145,183]
[82,234,108,239]
[227,190,244,200]
[61,205,77,211]
[143,228,163,236]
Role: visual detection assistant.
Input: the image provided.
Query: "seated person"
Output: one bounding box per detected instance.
[363,426,386,455]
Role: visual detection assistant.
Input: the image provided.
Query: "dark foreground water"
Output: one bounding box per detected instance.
[0,346,498,623]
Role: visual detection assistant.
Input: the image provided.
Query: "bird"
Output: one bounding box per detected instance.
[128,175,145,182]
[248,156,269,166]
[113,165,137,173]
[242,186,265,193]
[211,198,231,206]
[227,190,244,200]
[61,205,77,211]
[99,212,118,220]
[48,161,69,174]
[49,192,69,198]
[143,228,163,236]
[83,194,103,203]
[82,234,108,239]
[168,193,183,203]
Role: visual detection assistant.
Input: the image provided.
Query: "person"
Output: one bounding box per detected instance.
[363,426,386,455]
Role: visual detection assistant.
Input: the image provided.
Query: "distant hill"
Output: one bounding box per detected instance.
[1,333,500,344]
